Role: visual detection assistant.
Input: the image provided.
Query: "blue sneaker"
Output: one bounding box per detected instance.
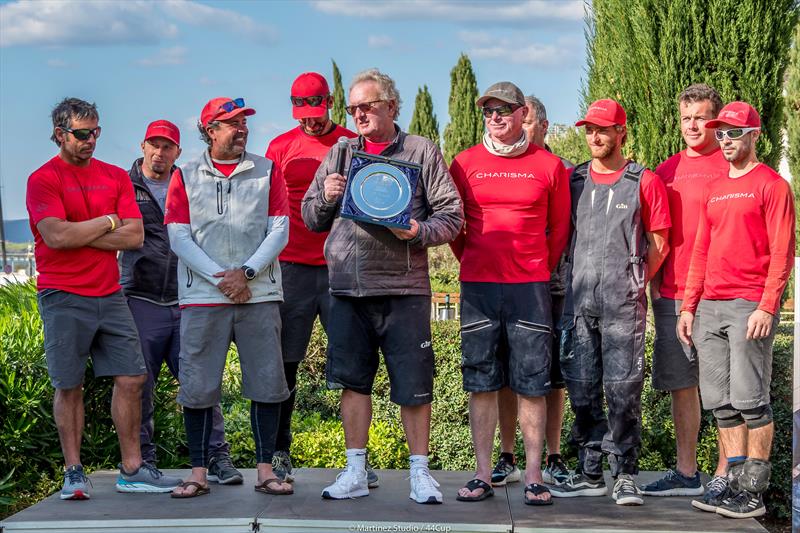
[640,468,703,496]
[61,465,90,500]
[116,462,182,493]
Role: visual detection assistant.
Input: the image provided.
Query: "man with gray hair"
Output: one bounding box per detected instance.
[303,69,463,504]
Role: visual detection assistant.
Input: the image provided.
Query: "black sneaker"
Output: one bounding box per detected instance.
[715,489,766,519]
[691,475,730,512]
[542,456,570,485]
[640,468,703,496]
[549,472,607,497]
[612,474,643,505]
[207,454,244,485]
[272,451,293,483]
[491,454,521,486]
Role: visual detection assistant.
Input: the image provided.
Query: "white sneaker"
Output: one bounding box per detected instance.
[409,468,443,504]
[321,466,369,500]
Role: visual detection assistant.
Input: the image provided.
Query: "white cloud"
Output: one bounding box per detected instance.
[46,58,69,68]
[136,46,187,67]
[460,33,579,67]
[0,0,277,48]
[312,0,583,23]
[367,35,394,48]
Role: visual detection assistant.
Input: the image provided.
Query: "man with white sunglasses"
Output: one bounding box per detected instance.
[678,101,795,519]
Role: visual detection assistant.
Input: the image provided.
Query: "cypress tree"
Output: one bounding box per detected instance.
[331,59,346,127]
[408,85,440,147]
[786,23,800,255]
[585,0,799,169]
[443,53,483,163]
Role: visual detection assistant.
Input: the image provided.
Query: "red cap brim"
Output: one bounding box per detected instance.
[575,118,617,127]
[213,107,256,123]
[704,118,751,129]
[292,105,326,119]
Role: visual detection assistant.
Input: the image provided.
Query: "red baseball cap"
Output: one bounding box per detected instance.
[575,98,627,127]
[291,72,330,119]
[705,101,761,129]
[200,97,255,127]
[144,120,180,146]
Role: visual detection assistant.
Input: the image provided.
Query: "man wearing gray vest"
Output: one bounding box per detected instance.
[165,97,292,498]
[550,99,671,506]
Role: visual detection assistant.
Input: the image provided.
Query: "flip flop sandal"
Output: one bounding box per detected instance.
[255,478,294,495]
[456,478,495,502]
[171,481,210,499]
[524,483,553,506]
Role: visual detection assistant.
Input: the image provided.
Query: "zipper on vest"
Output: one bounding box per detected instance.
[216,182,223,215]
[268,263,276,283]
[185,266,193,288]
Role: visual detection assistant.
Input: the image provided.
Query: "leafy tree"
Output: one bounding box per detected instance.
[548,126,591,166]
[331,59,346,127]
[786,23,799,255]
[443,53,483,163]
[408,85,440,146]
[585,0,799,169]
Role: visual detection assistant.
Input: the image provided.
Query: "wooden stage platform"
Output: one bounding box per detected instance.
[1,469,766,533]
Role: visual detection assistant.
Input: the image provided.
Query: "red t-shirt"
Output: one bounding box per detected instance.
[363,139,391,155]
[682,163,795,315]
[655,149,729,299]
[589,164,672,233]
[26,156,142,296]
[266,125,357,265]
[212,161,238,177]
[449,143,571,283]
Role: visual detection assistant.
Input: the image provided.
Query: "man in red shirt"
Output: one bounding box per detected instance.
[264,72,369,484]
[450,82,571,505]
[550,99,671,506]
[643,84,729,500]
[26,97,181,500]
[678,101,795,519]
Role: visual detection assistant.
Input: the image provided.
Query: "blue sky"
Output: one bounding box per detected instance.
[0,0,586,220]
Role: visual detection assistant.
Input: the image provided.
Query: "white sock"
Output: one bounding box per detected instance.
[410,454,429,472]
[345,448,366,472]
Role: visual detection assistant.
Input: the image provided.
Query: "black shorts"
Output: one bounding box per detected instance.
[326,295,434,406]
[460,282,552,397]
[279,262,330,362]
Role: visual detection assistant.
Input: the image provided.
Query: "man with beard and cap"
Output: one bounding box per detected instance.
[265,72,377,485]
[165,97,292,498]
[449,82,570,505]
[26,97,181,500]
[120,120,241,484]
[550,99,671,506]
[678,101,795,519]
[303,68,463,504]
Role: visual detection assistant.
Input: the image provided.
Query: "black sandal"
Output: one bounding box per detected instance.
[524,483,553,506]
[456,478,494,502]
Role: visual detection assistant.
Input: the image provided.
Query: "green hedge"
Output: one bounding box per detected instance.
[0,280,793,520]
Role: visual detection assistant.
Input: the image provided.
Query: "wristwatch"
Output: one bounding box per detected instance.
[241,265,256,280]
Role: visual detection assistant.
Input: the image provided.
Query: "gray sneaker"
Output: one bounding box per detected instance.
[116,462,182,493]
[692,475,731,512]
[207,454,244,485]
[366,459,379,488]
[61,464,90,500]
[272,450,294,483]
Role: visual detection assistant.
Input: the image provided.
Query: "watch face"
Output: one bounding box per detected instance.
[243,267,256,280]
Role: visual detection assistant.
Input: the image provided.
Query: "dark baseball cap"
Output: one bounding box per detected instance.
[476,81,525,108]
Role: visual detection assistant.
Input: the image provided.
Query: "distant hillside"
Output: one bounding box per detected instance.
[3,219,33,243]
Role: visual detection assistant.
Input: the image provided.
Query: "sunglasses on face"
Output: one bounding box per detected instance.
[61,126,101,141]
[219,98,246,113]
[481,104,521,118]
[291,95,327,107]
[345,100,385,116]
[714,127,760,141]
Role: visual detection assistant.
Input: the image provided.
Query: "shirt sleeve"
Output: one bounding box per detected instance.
[758,178,796,314]
[680,187,710,314]
[164,168,190,224]
[26,166,66,224]
[447,157,467,262]
[546,161,571,272]
[267,164,289,217]
[640,169,671,233]
[115,169,143,219]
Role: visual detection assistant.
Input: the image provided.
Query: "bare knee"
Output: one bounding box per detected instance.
[114,374,146,395]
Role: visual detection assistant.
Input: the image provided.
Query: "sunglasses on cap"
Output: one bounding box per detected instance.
[219,98,246,113]
[61,126,102,141]
[481,104,521,118]
[291,95,327,107]
[714,127,760,141]
[345,100,385,116]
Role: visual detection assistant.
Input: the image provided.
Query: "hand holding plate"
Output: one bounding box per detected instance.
[323,173,347,203]
[389,219,419,240]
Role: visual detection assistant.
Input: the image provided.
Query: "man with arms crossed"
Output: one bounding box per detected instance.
[303,69,463,504]
[450,82,570,505]
[166,97,292,498]
[550,99,671,506]
[120,120,241,483]
[26,98,180,500]
[641,84,728,499]
[489,94,575,488]
[678,101,795,518]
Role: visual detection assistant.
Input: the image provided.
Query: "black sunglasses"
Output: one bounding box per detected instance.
[291,95,327,107]
[481,104,521,118]
[61,126,102,141]
[219,98,245,113]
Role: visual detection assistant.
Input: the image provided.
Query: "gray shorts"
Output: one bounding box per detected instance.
[177,303,289,408]
[694,299,777,411]
[37,289,146,389]
[279,262,330,362]
[652,297,698,391]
